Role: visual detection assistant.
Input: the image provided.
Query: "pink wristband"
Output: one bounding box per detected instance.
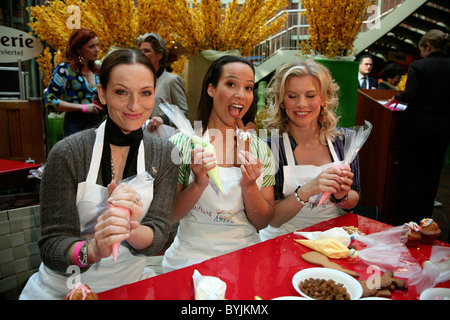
[82,104,87,113]
[74,241,86,267]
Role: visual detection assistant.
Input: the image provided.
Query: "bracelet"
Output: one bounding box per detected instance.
[82,104,87,113]
[294,185,309,205]
[74,241,87,267]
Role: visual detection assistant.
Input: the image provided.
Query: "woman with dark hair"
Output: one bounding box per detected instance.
[162,55,275,272]
[20,48,179,299]
[45,28,104,137]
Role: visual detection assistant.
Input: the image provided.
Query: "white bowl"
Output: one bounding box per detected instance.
[420,288,450,300]
[292,267,362,300]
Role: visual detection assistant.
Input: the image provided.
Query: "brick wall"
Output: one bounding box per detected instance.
[0,205,41,300]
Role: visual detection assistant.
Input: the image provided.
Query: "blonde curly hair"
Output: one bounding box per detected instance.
[263,59,341,145]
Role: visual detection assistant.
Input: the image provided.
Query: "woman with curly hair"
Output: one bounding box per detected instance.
[259,59,361,241]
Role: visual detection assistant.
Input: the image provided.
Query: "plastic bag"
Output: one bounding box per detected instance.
[159,103,223,194]
[408,246,450,294]
[357,243,422,279]
[294,227,352,247]
[354,225,422,279]
[318,120,373,205]
[192,270,227,300]
[109,172,154,262]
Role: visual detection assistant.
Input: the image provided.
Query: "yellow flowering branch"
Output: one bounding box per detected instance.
[300,0,375,58]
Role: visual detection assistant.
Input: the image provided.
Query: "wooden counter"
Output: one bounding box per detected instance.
[0,99,46,164]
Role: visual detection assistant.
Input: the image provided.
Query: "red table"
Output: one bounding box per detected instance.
[0,159,40,174]
[98,213,449,300]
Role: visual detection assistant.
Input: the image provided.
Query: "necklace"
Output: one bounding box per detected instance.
[110,151,116,181]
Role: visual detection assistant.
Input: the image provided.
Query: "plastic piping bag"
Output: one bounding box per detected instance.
[110,172,154,262]
[159,103,223,194]
[318,120,372,205]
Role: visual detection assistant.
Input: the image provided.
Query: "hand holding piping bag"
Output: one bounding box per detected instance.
[108,172,154,262]
[317,121,372,205]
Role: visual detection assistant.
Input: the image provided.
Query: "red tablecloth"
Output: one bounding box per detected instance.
[0,159,40,174]
[98,213,449,300]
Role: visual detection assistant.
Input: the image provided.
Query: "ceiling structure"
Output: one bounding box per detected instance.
[362,0,449,62]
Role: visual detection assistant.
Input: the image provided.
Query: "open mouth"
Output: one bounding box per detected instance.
[228,104,244,118]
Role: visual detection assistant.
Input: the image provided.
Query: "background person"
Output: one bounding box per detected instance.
[137,33,189,132]
[357,54,378,89]
[394,29,450,225]
[45,28,105,137]
[377,63,405,90]
[20,49,179,299]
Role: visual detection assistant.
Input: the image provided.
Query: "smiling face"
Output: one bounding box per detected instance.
[283,75,323,130]
[97,63,155,134]
[79,36,99,62]
[206,62,255,129]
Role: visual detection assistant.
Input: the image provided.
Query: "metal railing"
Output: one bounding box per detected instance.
[248,0,406,66]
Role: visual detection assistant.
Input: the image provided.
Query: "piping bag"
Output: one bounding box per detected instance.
[159,103,223,194]
[109,172,154,262]
[317,120,372,205]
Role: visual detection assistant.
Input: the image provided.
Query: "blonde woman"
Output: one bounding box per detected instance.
[259,60,360,241]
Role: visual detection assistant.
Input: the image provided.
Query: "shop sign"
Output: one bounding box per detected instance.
[0,26,43,63]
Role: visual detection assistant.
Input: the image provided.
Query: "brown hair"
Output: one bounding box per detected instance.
[197,55,256,132]
[99,48,156,89]
[419,29,450,53]
[65,27,98,74]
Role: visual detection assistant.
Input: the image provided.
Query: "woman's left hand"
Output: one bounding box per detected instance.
[238,150,262,188]
[332,164,354,200]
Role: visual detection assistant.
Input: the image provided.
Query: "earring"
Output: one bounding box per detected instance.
[78,55,85,64]
[280,103,284,109]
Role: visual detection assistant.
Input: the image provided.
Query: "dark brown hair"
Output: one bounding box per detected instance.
[99,48,156,89]
[197,55,256,131]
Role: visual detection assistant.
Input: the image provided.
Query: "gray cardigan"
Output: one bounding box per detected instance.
[38,128,180,272]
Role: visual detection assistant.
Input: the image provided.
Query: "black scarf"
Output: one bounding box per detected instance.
[100,117,143,186]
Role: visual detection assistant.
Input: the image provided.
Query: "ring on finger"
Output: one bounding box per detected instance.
[135,195,141,204]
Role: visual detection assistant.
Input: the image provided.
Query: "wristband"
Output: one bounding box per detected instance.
[82,104,87,113]
[74,241,87,267]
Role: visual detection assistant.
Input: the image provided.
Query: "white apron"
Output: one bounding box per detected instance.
[259,133,342,241]
[162,130,263,273]
[20,121,154,300]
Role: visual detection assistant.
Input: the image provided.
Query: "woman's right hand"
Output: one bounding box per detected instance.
[190,147,217,191]
[297,166,345,200]
[84,103,104,114]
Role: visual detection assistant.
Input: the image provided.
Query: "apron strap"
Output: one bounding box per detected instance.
[86,121,106,183]
[326,138,340,163]
[282,133,296,166]
[137,141,145,174]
